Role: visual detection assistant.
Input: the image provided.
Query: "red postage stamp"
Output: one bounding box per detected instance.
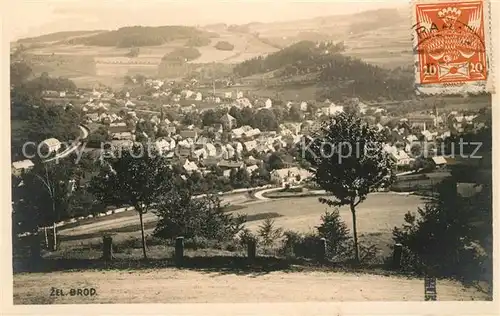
[412,0,493,93]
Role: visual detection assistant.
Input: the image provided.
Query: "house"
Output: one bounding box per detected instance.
[236,91,243,98]
[224,92,232,99]
[12,159,34,176]
[192,148,208,160]
[155,138,173,152]
[181,90,194,99]
[125,100,136,107]
[112,132,134,141]
[218,160,244,169]
[40,138,61,154]
[246,165,259,175]
[234,97,252,108]
[194,92,203,101]
[205,143,217,157]
[109,122,130,134]
[300,101,308,112]
[270,167,312,186]
[85,113,99,122]
[243,140,257,152]
[431,156,447,167]
[265,98,272,108]
[179,130,198,140]
[182,159,198,173]
[408,114,436,130]
[384,144,413,166]
[220,113,237,130]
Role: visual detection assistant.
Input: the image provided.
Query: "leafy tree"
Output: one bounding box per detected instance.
[252,108,278,131]
[304,112,395,262]
[229,168,251,189]
[154,188,246,241]
[201,109,221,127]
[288,105,303,121]
[86,126,111,148]
[15,159,77,250]
[10,61,33,86]
[126,47,140,57]
[266,152,284,171]
[89,144,175,259]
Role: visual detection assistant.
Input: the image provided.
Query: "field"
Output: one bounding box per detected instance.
[14,7,417,87]
[55,193,424,260]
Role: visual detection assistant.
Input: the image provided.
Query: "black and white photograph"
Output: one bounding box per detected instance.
[3,0,497,310]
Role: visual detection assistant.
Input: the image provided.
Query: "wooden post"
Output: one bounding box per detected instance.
[247,238,256,262]
[102,235,113,260]
[175,237,184,266]
[30,234,41,262]
[392,243,403,269]
[317,238,327,263]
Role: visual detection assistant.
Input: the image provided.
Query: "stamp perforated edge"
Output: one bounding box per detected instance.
[410,0,495,95]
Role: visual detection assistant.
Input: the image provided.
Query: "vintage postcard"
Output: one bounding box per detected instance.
[2,0,498,314]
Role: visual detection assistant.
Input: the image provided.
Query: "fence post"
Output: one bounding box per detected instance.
[247,238,256,263]
[102,235,113,260]
[175,236,184,266]
[317,238,327,263]
[30,234,41,261]
[392,243,403,269]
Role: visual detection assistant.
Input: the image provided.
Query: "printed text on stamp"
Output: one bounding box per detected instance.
[414,1,487,85]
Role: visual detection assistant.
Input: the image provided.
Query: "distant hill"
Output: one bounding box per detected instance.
[17,30,106,44]
[234,40,414,101]
[60,26,218,47]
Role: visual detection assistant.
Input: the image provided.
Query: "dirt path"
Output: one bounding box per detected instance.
[13,270,488,304]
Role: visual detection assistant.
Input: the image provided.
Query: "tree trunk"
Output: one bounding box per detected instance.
[51,200,57,251]
[52,223,57,251]
[139,211,148,259]
[44,227,49,249]
[350,203,359,263]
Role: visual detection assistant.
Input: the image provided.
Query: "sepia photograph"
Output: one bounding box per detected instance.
[4,0,497,310]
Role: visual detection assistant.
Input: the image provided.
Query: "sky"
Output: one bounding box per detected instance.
[6,0,404,41]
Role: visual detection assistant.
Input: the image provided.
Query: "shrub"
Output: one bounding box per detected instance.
[153,191,246,242]
[214,41,234,51]
[237,228,257,248]
[257,218,283,247]
[316,210,352,260]
[392,179,492,282]
[162,47,201,63]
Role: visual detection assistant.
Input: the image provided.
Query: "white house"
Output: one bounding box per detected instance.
[270,167,312,186]
[12,159,34,176]
[265,98,272,108]
[300,101,308,112]
[40,138,61,154]
[183,159,198,173]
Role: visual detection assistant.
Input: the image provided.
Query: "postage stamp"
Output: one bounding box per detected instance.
[412,0,494,94]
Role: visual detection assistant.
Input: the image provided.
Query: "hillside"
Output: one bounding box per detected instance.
[17,30,105,44]
[60,26,218,47]
[233,40,414,101]
[12,7,413,88]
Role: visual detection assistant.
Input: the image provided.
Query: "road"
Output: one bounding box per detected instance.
[13,269,488,304]
[43,125,89,163]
